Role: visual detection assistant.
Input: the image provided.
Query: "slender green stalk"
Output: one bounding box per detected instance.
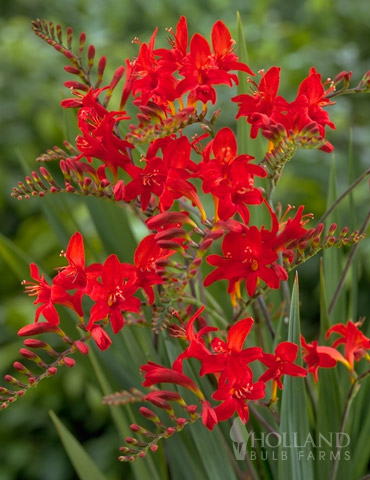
[256,296,275,339]
[329,206,370,314]
[249,404,279,437]
[180,295,228,326]
[317,167,370,225]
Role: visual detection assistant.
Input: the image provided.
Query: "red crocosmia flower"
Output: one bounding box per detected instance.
[233,66,284,138]
[22,264,75,325]
[131,27,179,107]
[75,88,134,180]
[204,226,287,301]
[157,136,206,218]
[272,205,310,253]
[260,203,312,263]
[200,317,262,376]
[161,173,207,221]
[259,341,307,391]
[124,155,167,211]
[326,321,370,370]
[200,127,266,223]
[300,335,347,382]
[87,254,140,334]
[141,361,205,400]
[211,21,253,76]
[295,67,335,133]
[54,232,102,316]
[212,357,265,423]
[134,233,178,304]
[177,21,253,105]
[125,136,206,218]
[233,67,335,153]
[156,16,188,70]
[172,307,217,372]
[89,324,112,351]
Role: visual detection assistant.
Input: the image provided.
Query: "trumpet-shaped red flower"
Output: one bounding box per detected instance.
[177,21,253,104]
[200,317,262,376]
[204,226,287,298]
[134,233,179,304]
[131,28,179,108]
[326,321,370,370]
[295,67,335,133]
[300,336,348,381]
[233,66,335,152]
[87,254,140,334]
[74,88,134,179]
[124,154,167,211]
[172,307,216,373]
[54,232,102,316]
[233,66,285,137]
[213,357,265,423]
[200,127,266,223]
[125,136,206,218]
[156,16,188,70]
[22,264,75,325]
[259,341,307,389]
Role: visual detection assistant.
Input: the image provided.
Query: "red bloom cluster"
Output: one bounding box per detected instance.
[142,315,370,429]
[130,17,253,109]
[22,232,176,350]
[204,204,310,300]
[233,66,335,152]
[142,310,306,430]
[301,320,370,381]
[198,127,266,223]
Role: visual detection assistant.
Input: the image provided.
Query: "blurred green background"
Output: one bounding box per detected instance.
[1,0,370,479]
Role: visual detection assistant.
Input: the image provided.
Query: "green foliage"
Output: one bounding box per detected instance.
[49,410,108,480]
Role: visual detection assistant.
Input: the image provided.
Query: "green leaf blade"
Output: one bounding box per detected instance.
[49,410,108,480]
[278,275,314,480]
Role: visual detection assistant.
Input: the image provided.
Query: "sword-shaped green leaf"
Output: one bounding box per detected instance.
[278,274,314,480]
[0,232,34,280]
[49,410,108,480]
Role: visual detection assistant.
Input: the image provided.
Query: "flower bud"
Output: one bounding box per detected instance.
[63,357,76,367]
[74,341,89,355]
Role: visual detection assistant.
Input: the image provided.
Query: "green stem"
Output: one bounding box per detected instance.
[326,85,370,100]
[180,295,228,327]
[249,404,279,437]
[317,167,370,225]
[329,206,370,315]
[256,296,275,339]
